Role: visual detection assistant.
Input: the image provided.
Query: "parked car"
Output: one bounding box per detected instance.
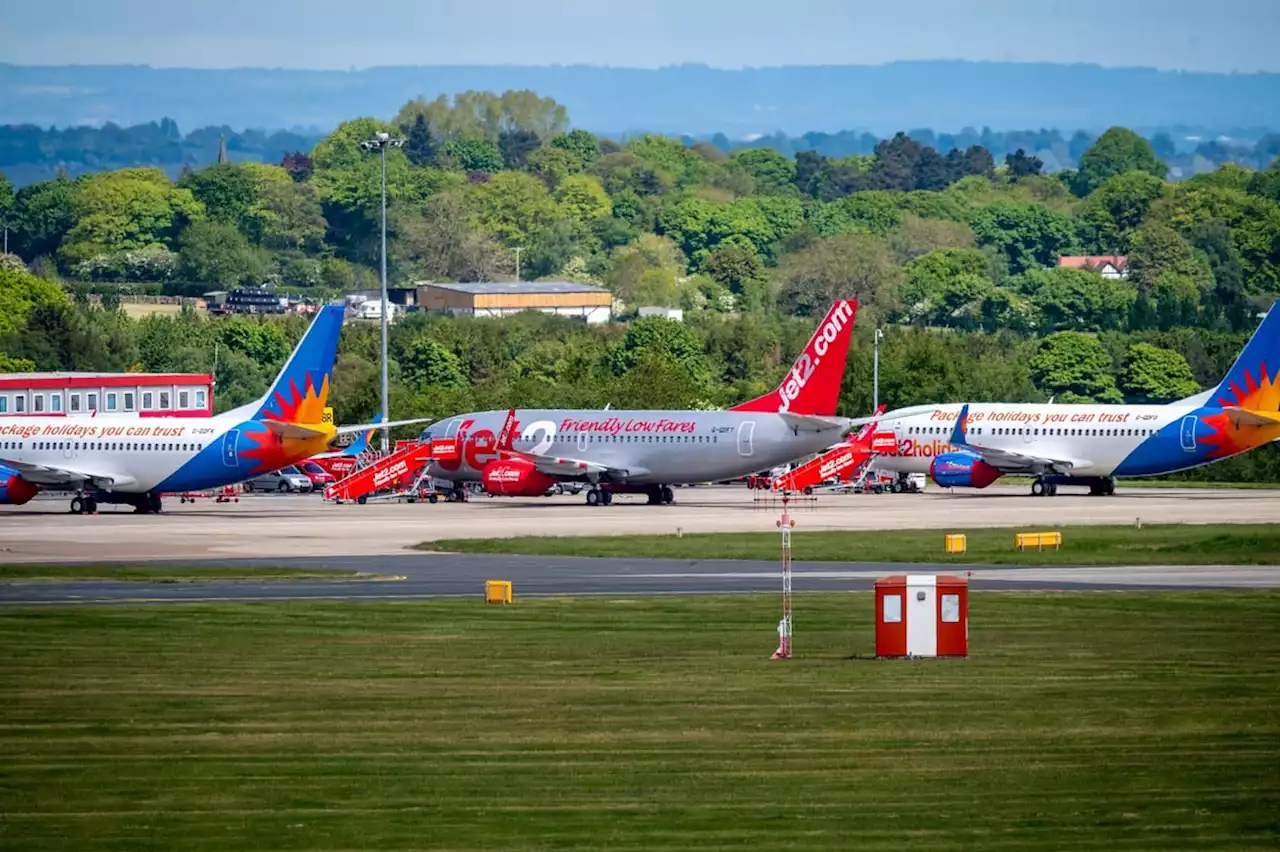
[244,466,314,493]
[298,461,336,489]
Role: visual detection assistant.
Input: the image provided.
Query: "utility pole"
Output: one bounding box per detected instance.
[873,327,884,412]
[359,131,405,452]
[513,246,521,282]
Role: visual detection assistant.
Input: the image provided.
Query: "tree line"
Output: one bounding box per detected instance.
[0,89,1278,481]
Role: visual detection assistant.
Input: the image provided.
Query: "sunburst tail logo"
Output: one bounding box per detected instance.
[1200,302,1280,459]
[251,305,345,422]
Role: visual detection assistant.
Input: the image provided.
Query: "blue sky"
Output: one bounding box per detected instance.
[2,0,1277,72]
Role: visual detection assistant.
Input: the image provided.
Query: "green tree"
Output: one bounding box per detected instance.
[59,168,204,268]
[550,129,600,164]
[499,129,542,170]
[628,135,706,187]
[702,244,764,296]
[970,202,1079,275]
[1121,343,1201,403]
[728,149,796,195]
[775,233,901,317]
[178,164,258,229]
[1077,170,1166,253]
[554,174,611,226]
[176,221,266,288]
[472,171,560,253]
[1004,149,1043,180]
[610,316,712,390]
[634,267,680,307]
[1030,332,1123,402]
[394,190,509,283]
[889,215,976,263]
[526,146,585,189]
[1016,267,1135,332]
[1073,127,1167,196]
[1246,158,1280,203]
[898,248,990,325]
[402,114,437,167]
[395,91,568,144]
[244,179,327,252]
[1127,223,1213,291]
[441,138,504,173]
[612,351,707,409]
[0,266,71,336]
[9,176,78,261]
[402,336,466,389]
[0,171,13,249]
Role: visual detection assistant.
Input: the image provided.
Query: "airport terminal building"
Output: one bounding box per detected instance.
[416,281,613,324]
[0,372,214,418]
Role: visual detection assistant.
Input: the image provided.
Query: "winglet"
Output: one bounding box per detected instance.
[949,404,971,448]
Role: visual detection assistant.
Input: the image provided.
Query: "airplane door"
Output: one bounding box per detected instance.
[1179,415,1199,453]
[577,431,588,453]
[222,430,240,468]
[737,421,756,457]
[444,418,462,439]
[63,440,75,460]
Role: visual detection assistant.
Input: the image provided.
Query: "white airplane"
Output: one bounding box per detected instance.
[865,303,1280,495]
[0,305,423,514]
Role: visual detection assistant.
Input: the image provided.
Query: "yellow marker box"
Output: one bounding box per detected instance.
[945,534,967,554]
[1015,531,1063,551]
[485,580,513,604]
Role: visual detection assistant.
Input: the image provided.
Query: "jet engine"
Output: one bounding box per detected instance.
[929,452,1003,489]
[481,458,559,497]
[0,467,39,505]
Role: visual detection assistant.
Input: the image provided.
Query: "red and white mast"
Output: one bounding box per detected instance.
[772,492,794,660]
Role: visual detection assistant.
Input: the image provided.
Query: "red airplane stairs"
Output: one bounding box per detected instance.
[323,438,459,504]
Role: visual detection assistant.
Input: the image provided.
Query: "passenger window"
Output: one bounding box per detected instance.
[883,595,902,624]
[941,594,960,623]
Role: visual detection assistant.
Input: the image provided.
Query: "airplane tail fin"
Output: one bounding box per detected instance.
[730,300,858,416]
[949,404,972,448]
[496,408,518,453]
[1209,302,1280,411]
[245,305,344,423]
[342,414,383,456]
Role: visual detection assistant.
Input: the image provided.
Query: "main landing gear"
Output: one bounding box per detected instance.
[1031,476,1116,497]
[647,485,675,506]
[585,487,613,507]
[69,492,99,515]
[1030,478,1058,497]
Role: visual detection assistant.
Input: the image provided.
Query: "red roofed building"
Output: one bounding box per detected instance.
[0,373,214,418]
[1057,255,1129,279]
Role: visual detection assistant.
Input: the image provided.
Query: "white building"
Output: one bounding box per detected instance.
[417,281,613,324]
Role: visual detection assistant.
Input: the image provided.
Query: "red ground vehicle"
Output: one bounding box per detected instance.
[298,460,337,489]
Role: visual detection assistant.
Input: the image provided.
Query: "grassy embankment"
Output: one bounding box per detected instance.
[0,565,364,582]
[0,594,1277,849]
[421,522,1280,565]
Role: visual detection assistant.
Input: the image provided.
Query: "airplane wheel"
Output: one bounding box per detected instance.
[661,486,674,504]
[428,495,438,504]
[244,482,254,493]
[357,495,368,505]
[1031,479,1045,497]
[1047,483,1058,497]
[602,490,613,506]
[586,489,602,507]
[70,496,84,515]
[85,498,98,514]
[803,486,813,495]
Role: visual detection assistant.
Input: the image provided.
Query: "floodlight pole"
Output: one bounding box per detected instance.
[873,327,884,412]
[360,131,405,452]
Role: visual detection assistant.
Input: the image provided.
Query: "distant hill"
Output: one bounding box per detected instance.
[4,61,1280,136]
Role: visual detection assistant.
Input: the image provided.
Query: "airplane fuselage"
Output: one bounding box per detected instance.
[873,401,1273,478]
[421,409,848,484]
[0,413,334,494]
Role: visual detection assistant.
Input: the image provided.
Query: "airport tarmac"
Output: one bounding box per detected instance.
[2,484,1279,563]
[1,552,1277,607]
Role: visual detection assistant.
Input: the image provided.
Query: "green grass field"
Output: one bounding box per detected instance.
[1,594,1277,849]
[423,523,1280,565]
[0,564,363,582]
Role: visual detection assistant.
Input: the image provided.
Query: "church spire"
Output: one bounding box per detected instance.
[217,135,229,164]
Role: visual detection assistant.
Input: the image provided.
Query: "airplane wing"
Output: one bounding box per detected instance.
[525,452,630,478]
[947,404,1090,473]
[779,412,853,433]
[333,417,432,435]
[0,457,136,488]
[1222,407,1280,428]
